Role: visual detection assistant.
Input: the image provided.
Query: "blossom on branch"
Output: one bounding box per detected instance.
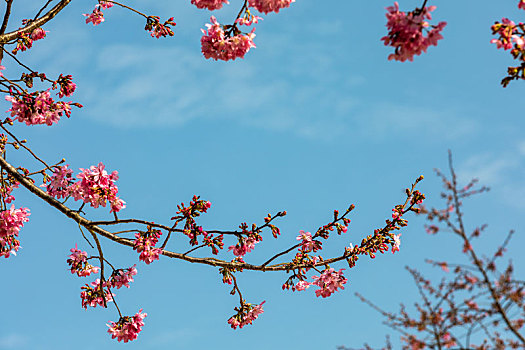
[191,0,229,10]
[248,0,295,14]
[201,16,256,61]
[84,6,106,26]
[311,268,347,298]
[382,2,447,62]
[228,301,265,329]
[67,245,100,277]
[145,16,176,38]
[133,228,162,264]
[5,90,74,126]
[109,265,138,289]
[107,309,147,343]
[42,165,73,199]
[80,279,113,309]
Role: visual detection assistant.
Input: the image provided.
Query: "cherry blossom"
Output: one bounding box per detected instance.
[0,205,30,238]
[5,90,73,125]
[191,0,229,10]
[68,162,126,212]
[520,0,525,10]
[201,16,256,61]
[80,279,113,309]
[30,27,48,41]
[84,6,106,26]
[0,234,20,258]
[109,265,138,289]
[42,165,73,199]
[248,0,294,14]
[67,245,100,277]
[228,301,265,329]
[296,230,322,252]
[311,268,347,298]
[294,280,311,291]
[55,74,76,98]
[107,309,147,343]
[391,233,401,254]
[133,229,162,264]
[382,2,447,62]
[228,235,260,256]
[491,18,517,50]
[145,16,176,38]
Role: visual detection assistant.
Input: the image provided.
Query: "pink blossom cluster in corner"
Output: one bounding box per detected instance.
[201,16,256,61]
[5,90,73,126]
[248,0,294,14]
[520,0,525,10]
[382,2,447,62]
[227,301,265,329]
[67,245,100,277]
[228,235,260,256]
[30,27,48,41]
[311,268,347,298]
[109,265,138,289]
[80,279,114,309]
[191,0,229,10]
[68,163,126,213]
[0,205,30,258]
[107,309,147,343]
[83,2,113,26]
[133,229,162,264]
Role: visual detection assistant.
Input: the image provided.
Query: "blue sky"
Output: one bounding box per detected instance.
[1,0,525,349]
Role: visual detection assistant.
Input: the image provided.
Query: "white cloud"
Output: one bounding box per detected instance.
[0,334,28,349]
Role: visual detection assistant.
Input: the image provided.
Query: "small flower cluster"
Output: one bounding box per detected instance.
[382,2,447,62]
[11,21,47,55]
[83,2,113,26]
[228,235,261,256]
[133,227,162,264]
[54,74,77,98]
[42,165,73,199]
[43,163,124,212]
[311,268,347,298]
[80,279,113,309]
[145,16,176,38]
[172,196,217,250]
[0,205,30,258]
[107,309,147,343]
[201,16,256,61]
[490,3,525,87]
[191,0,229,10]
[248,0,295,14]
[67,245,100,277]
[296,230,322,252]
[227,301,265,329]
[109,265,138,289]
[5,90,74,126]
[0,178,18,204]
[69,163,126,212]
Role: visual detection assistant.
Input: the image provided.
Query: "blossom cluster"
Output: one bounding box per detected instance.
[382,2,447,62]
[67,245,100,277]
[43,163,125,213]
[5,90,74,126]
[80,279,113,309]
[191,0,229,11]
[248,0,294,14]
[228,235,261,256]
[109,265,138,289]
[0,205,30,258]
[144,16,176,38]
[133,228,162,264]
[83,2,113,26]
[227,301,265,329]
[311,268,347,298]
[107,309,147,343]
[201,16,256,61]
[55,74,77,98]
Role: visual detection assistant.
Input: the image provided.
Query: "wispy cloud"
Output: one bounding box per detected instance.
[0,334,28,349]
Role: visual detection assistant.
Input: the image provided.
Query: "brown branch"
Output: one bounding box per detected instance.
[0,0,71,44]
[0,0,14,35]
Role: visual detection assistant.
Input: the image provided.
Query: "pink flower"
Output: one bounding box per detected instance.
[236,14,263,26]
[296,230,322,252]
[56,74,76,98]
[248,0,295,14]
[67,245,100,277]
[42,165,73,199]
[519,0,525,10]
[30,27,48,41]
[311,268,347,298]
[0,235,20,258]
[191,0,229,10]
[201,16,256,61]
[107,309,147,343]
[84,6,105,25]
[80,279,113,309]
[0,65,4,77]
[109,265,138,289]
[228,301,265,329]
[145,17,176,39]
[68,162,126,212]
[133,229,162,264]
[382,2,447,62]
[392,233,401,254]
[0,205,30,238]
[228,236,260,256]
[294,280,311,291]
[99,1,114,9]
[5,90,73,125]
